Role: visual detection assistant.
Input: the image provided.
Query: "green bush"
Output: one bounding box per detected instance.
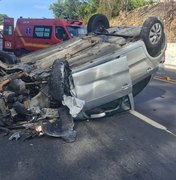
[127,0,157,11]
[127,0,146,10]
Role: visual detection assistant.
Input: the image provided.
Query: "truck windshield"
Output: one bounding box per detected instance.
[66,26,87,38]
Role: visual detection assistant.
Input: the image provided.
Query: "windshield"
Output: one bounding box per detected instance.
[66,26,87,38]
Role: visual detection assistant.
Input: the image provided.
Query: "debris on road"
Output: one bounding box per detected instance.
[9,132,20,141]
[0,127,10,136]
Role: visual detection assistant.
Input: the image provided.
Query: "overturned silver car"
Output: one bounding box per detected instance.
[0,14,166,142]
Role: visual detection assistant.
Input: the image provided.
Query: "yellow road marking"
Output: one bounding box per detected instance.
[154,76,176,84]
[130,110,176,137]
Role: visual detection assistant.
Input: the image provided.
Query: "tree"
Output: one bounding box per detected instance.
[0,14,7,25]
[50,0,83,19]
[50,0,99,22]
[49,0,155,22]
[97,0,122,18]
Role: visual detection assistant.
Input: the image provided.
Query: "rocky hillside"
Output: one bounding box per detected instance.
[110,2,176,42]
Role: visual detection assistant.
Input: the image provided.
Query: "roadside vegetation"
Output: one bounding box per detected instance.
[0,14,7,25]
[50,0,157,23]
[50,0,176,42]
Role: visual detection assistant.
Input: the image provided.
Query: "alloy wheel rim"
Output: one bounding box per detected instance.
[149,23,162,45]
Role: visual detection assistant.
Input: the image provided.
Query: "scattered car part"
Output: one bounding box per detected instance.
[0,127,10,136]
[0,72,24,92]
[41,108,59,119]
[13,101,28,116]
[3,91,16,103]
[9,132,20,141]
[62,95,85,118]
[0,94,9,115]
[42,106,76,143]
[29,87,50,112]
[0,50,15,64]
[7,79,26,94]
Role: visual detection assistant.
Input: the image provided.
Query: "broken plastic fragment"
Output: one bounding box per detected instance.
[29,86,50,114]
[41,108,59,119]
[9,132,20,141]
[62,95,85,117]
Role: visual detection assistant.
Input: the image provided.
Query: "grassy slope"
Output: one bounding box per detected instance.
[110,2,176,42]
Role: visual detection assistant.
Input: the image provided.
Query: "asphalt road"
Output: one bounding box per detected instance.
[0,71,176,180]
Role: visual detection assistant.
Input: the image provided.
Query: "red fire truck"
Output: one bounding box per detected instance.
[1,17,87,61]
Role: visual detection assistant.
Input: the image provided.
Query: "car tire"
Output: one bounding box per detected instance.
[132,76,152,97]
[0,50,15,64]
[141,17,165,57]
[50,58,71,103]
[87,14,110,33]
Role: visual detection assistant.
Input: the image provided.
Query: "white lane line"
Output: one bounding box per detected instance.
[130,110,176,137]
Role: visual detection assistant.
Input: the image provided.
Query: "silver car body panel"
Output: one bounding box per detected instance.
[72,39,166,110]
[72,56,132,110]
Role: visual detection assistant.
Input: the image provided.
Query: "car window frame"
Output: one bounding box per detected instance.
[55,26,69,41]
[4,25,13,36]
[33,26,52,39]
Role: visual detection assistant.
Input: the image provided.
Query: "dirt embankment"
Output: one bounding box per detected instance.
[110,2,176,42]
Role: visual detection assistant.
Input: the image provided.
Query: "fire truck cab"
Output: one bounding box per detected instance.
[3,17,87,56]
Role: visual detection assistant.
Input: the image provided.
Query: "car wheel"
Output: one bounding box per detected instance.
[132,76,152,97]
[0,51,15,64]
[50,58,71,103]
[141,17,165,57]
[87,14,110,33]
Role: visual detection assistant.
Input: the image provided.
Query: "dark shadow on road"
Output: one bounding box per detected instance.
[1,112,176,180]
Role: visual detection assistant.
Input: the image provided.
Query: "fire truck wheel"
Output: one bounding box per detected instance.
[0,51,15,64]
[87,14,110,33]
[50,58,72,103]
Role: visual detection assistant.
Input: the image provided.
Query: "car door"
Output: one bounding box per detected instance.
[72,56,132,110]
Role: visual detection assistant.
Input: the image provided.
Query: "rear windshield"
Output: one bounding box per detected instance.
[66,26,87,38]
